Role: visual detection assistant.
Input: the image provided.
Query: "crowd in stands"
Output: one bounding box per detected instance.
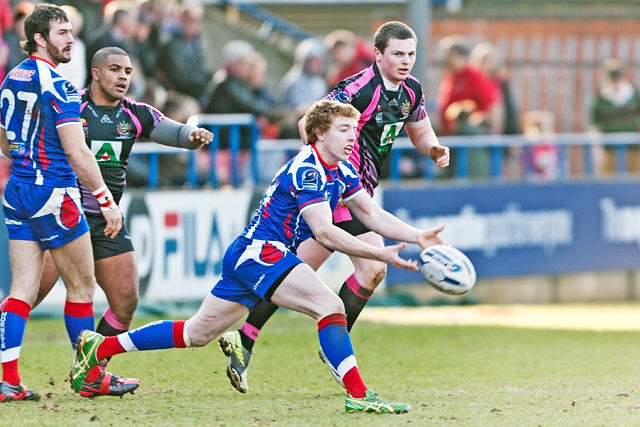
[1,0,640,189]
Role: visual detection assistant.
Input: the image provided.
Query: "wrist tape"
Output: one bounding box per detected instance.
[92,185,118,211]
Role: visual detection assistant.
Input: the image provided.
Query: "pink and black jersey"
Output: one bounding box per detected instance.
[243,144,363,251]
[323,62,427,195]
[78,87,165,213]
[0,57,82,187]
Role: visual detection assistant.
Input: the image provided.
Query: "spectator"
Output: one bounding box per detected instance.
[57,5,86,89]
[155,0,212,102]
[248,51,280,139]
[469,41,518,135]
[159,90,203,187]
[0,28,8,85]
[521,110,559,181]
[279,37,328,111]
[443,99,490,179]
[133,10,156,79]
[61,0,103,44]
[589,58,640,175]
[324,29,373,87]
[436,35,503,136]
[0,0,11,35]
[84,1,139,87]
[203,40,274,186]
[4,1,34,71]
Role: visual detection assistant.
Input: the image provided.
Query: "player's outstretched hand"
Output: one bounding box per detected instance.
[189,128,214,146]
[380,242,419,271]
[430,144,450,168]
[417,225,446,249]
[102,207,123,239]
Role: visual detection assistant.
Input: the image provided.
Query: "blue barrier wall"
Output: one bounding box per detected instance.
[383,179,640,286]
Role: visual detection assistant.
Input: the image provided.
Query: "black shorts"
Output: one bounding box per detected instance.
[87,213,134,260]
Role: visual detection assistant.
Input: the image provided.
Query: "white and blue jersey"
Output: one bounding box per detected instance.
[243,144,363,250]
[0,56,82,187]
[1,57,88,250]
[211,144,364,309]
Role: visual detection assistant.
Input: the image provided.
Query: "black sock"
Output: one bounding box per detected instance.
[240,300,280,351]
[338,281,373,332]
[96,316,128,337]
[96,316,129,363]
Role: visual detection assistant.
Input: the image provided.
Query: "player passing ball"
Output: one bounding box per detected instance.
[219,20,449,394]
[70,100,444,413]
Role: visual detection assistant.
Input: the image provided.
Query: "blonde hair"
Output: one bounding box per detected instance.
[305,100,360,144]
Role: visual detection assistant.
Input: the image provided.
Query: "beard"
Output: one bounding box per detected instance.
[46,42,70,64]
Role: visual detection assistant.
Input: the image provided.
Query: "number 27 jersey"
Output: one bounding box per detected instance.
[0,57,82,187]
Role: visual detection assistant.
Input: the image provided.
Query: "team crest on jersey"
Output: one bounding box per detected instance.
[400,100,412,117]
[8,69,35,81]
[301,169,319,190]
[117,121,131,137]
[63,81,80,103]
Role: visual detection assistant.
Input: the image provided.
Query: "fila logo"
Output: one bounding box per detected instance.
[101,114,113,124]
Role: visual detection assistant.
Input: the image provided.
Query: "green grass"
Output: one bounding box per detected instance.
[3,311,640,426]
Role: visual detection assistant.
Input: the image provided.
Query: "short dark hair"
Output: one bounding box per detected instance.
[21,4,69,56]
[91,46,129,69]
[374,21,417,53]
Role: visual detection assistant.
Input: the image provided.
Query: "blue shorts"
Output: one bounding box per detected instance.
[2,180,89,250]
[211,236,303,310]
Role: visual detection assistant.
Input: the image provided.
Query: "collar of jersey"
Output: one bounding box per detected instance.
[30,55,56,68]
[310,143,338,170]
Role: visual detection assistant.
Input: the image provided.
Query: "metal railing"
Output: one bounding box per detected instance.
[118,126,640,189]
[4,124,640,189]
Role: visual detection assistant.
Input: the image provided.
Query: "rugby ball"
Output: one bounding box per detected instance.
[419,245,476,295]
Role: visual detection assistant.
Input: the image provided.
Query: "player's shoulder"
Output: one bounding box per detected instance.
[337,159,360,179]
[327,65,377,102]
[286,145,325,189]
[403,74,425,93]
[121,95,164,120]
[4,59,39,91]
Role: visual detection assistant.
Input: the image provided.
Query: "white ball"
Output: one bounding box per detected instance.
[419,245,476,295]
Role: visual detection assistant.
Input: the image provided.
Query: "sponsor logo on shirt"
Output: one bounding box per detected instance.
[9,69,35,81]
[81,118,89,137]
[91,140,123,167]
[101,115,113,124]
[9,142,25,154]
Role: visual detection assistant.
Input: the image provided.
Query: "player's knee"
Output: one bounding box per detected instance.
[118,297,139,320]
[362,263,387,290]
[371,265,387,287]
[320,293,345,317]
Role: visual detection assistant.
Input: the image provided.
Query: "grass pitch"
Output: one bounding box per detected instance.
[3,309,640,426]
